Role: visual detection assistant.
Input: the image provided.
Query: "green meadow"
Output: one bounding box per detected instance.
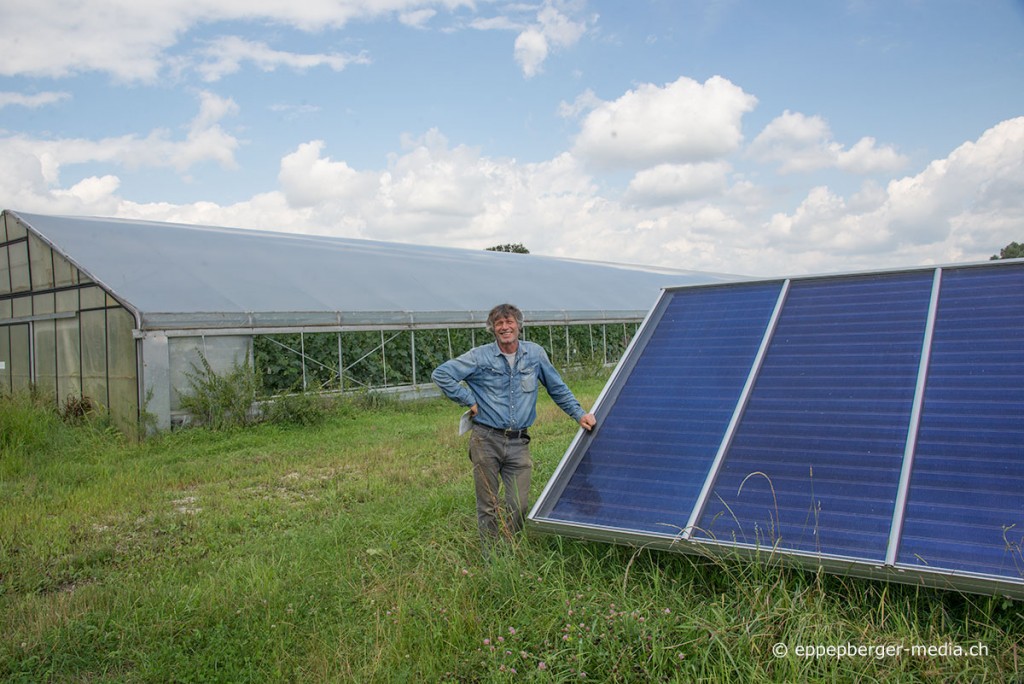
[2,375,1021,682]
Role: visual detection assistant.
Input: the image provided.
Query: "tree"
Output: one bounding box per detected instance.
[486,243,530,254]
[990,241,1024,260]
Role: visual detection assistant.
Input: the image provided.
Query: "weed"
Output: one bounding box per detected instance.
[179,352,260,429]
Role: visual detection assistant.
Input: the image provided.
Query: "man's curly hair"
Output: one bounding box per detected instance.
[485,303,524,334]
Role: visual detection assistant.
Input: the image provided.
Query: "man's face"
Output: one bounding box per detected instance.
[492,315,520,347]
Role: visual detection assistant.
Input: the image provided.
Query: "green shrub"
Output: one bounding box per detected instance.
[179,353,260,429]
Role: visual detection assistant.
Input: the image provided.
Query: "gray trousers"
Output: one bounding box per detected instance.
[469,425,532,544]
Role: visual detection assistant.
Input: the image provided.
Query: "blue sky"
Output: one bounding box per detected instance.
[1,0,1022,276]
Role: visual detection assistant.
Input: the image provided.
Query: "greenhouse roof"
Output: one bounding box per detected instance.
[9,210,737,331]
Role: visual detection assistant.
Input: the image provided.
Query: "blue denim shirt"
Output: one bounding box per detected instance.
[432,340,585,430]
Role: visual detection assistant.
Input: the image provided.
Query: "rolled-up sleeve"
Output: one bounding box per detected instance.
[536,348,585,423]
[431,351,478,408]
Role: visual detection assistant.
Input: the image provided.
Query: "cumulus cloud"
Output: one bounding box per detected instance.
[571,76,758,169]
[749,110,908,174]
[762,117,1024,268]
[625,162,731,206]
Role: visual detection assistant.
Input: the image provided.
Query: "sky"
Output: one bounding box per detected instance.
[1,0,1022,278]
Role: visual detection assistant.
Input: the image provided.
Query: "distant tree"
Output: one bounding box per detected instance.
[991,241,1024,260]
[486,243,530,254]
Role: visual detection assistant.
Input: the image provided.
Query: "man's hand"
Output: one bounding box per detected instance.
[579,413,596,431]
[470,404,478,417]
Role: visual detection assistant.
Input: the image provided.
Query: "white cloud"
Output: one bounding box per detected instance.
[0,90,239,202]
[762,117,1024,268]
[625,162,731,206]
[0,0,472,81]
[557,88,602,118]
[195,36,371,82]
[399,8,436,28]
[513,2,591,77]
[572,76,758,169]
[278,140,376,207]
[0,91,71,109]
[749,110,908,174]
[514,29,549,78]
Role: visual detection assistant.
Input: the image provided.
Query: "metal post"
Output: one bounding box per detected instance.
[342,331,350,389]
[300,332,307,391]
[411,329,417,386]
[380,330,387,387]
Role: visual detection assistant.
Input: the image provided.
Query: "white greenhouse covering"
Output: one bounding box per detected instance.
[13,211,735,330]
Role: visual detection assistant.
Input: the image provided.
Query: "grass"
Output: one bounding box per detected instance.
[1,377,1022,682]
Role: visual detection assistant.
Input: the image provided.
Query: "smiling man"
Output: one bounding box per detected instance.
[432,303,596,553]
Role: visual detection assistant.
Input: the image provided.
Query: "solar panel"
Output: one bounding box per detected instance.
[895,266,1024,580]
[530,260,1024,598]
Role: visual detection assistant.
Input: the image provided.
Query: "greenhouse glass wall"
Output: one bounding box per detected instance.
[0,210,733,431]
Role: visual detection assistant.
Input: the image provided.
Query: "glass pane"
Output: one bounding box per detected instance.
[12,296,31,319]
[106,307,138,428]
[6,218,26,240]
[0,299,10,320]
[0,245,10,295]
[81,309,108,409]
[80,285,106,309]
[56,289,78,313]
[33,319,57,398]
[34,292,55,315]
[29,233,54,290]
[52,250,77,287]
[10,324,30,392]
[56,316,81,401]
[8,241,29,293]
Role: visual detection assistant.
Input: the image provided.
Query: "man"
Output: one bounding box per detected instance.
[432,303,597,550]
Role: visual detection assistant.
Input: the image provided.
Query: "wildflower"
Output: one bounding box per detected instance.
[663,608,671,614]
[538,662,547,670]
[483,638,491,646]
[509,627,517,635]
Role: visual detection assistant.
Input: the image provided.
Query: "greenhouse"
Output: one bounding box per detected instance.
[0,209,732,430]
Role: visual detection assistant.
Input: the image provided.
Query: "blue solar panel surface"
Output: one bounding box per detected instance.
[694,273,934,559]
[543,283,782,533]
[897,266,1024,578]
[531,261,1024,596]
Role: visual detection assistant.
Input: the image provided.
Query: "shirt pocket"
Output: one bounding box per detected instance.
[519,367,537,392]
